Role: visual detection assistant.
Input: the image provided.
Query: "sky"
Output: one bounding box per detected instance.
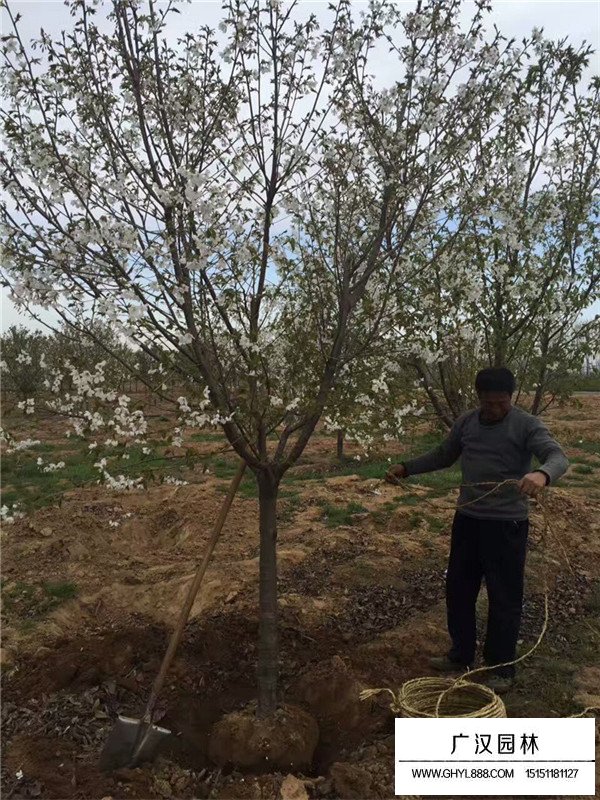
[1,0,599,332]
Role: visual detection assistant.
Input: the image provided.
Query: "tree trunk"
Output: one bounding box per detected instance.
[336,429,345,461]
[413,362,454,429]
[493,336,506,367]
[530,368,546,416]
[257,471,280,717]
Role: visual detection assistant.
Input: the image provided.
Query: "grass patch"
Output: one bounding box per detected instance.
[287,431,449,484]
[370,507,392,527]
[568,455,597,465]
[42,580,78,600]
[320,500,368,527]
[214,471,258,498]
[406,468,463,494]
[0,442,194,512]
[572,464,594,475]
[2,580,79,619]
[408,512,424,529]
[424,514,447,532]
[207,457,240,479]
[569,440,600,456]
[279,490,303,524]
[190,431,225,443]
[394,493,420,506]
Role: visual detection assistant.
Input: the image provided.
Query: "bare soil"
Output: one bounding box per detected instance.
[2,397,599,799]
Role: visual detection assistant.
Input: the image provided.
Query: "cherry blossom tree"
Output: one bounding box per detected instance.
[394,36,600,424]
[2,0,530,716]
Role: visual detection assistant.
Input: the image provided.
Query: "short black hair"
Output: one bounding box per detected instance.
[475,367,515,396]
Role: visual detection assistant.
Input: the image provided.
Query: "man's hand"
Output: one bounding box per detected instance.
[385,463,407,485]
[517,471,548,497]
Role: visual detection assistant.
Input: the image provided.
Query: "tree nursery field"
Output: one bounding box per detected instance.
[1,0,600,796]
[1,396,599,799]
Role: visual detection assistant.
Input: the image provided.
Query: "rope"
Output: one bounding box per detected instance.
[360,477,599,719]
[360,679,506,719]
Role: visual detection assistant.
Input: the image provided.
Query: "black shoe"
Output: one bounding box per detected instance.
[429,655,472,674]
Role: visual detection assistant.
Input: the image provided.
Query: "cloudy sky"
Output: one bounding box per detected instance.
[2,0,599,332]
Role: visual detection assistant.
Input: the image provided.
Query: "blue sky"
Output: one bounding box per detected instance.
[2,0,599,331]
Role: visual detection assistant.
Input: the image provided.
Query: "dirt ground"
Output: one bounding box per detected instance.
[1,397,600,799]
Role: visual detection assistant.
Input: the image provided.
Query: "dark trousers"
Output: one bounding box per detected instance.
[446,511,528,677]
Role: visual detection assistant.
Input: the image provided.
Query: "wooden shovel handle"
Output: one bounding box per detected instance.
[143,461,247,721]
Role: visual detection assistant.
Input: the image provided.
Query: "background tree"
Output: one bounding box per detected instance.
[394,36,600,425]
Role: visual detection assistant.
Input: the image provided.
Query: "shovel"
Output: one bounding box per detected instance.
[99,461,247,772]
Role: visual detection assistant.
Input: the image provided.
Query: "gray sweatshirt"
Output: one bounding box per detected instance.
[402,406,569,520]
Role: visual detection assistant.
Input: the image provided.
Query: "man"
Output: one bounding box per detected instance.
[385,367,568,693]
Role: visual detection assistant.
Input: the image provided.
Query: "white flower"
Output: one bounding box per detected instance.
[6,438,41,453]
[163,475,188,486]
[1,503,25,524]
[531,27,543,43]
[270,396,284,408]
[43,461,66,473]
[15,351,32,365]
[17,398,35,414]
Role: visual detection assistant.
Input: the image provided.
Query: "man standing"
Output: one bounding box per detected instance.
[385,367,568,692]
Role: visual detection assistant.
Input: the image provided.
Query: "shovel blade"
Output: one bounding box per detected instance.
[99,715,171,772]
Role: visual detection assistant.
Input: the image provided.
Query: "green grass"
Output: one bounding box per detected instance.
[394,493,420,506]
[566,375,600,392]
[214,475,258,497]
[405,468,463,494]
[190,431,225,443]
[408,512,423,529]
[42,580,78,600]
[2,580,79,620]
[568,455,597,465]
[572,464,595,475]
[208,457,240,479]
[320,500,368,527]
[382,500,398,510]
[238,477,259,498]
[278,489,303,524]
[424,513,447,532]
[1,441,193,512]
[569,440,600,456]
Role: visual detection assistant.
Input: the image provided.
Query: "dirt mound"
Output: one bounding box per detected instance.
[8,626,168,697]
[293,655,383,770]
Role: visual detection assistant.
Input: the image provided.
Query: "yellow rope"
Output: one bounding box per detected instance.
[360,478,599,719]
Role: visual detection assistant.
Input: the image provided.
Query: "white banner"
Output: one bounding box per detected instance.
[395,717,596,795]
